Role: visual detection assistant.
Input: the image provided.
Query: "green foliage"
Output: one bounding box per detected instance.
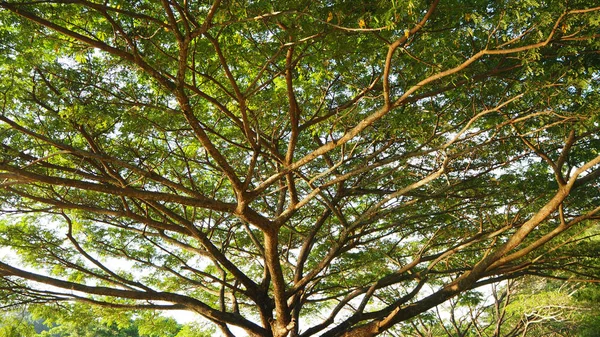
[0,309,37,337]
[505,279,600,337]
[0,0,599,336]
[396,277,600,337]
[0,304,213,337]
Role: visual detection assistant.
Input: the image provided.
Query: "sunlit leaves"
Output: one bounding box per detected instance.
[0,0,598,336]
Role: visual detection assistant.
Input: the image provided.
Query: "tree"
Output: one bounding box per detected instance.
[0,0,599,336]
[399,278,600,337]
[0,307,38,337]
[0,303,215,337]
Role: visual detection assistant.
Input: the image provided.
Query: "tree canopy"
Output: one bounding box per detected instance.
[0,304,213,337]
[0,0,599,336]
